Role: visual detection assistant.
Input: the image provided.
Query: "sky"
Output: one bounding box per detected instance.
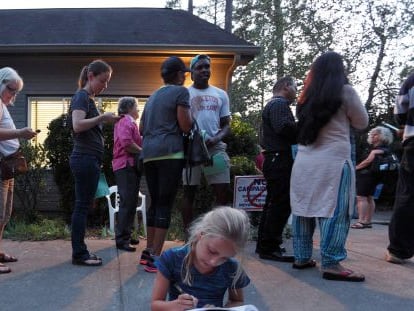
[0,0,171,9]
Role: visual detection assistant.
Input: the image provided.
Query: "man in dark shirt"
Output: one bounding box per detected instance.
[256,76,297,262]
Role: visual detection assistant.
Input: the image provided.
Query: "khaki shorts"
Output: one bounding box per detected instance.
[183,151,230,185]
[0,179,14,226]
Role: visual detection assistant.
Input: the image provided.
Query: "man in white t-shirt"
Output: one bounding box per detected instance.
[181,55,231,233]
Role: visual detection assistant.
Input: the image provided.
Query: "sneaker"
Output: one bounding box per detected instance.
[385,250,406,264]
[139,250,154,265]
[144,260,158,273]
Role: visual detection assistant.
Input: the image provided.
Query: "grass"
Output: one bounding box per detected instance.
[4,218,71,241]
[4,210,290,243]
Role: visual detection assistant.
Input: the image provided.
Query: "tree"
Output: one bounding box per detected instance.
[229,0,414,133]
[230,0,337,132]
[165,0,182,9]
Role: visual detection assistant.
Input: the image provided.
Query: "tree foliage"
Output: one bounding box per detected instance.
[224,0,413,133]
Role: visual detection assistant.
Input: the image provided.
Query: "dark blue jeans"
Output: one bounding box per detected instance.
[114,164,141,246]
[256,151,293,254]
[70,152,101,260]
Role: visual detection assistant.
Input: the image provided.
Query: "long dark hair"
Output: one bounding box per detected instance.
[297,51,348,145]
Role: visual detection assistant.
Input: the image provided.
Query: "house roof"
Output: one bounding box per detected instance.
[0,8,259,61]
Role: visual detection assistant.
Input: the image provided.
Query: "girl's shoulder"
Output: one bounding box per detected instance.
[161,245,189,261]
[71,89,93,110]
[219,257,240,274]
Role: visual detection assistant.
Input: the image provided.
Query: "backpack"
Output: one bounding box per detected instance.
[370,150,399,177]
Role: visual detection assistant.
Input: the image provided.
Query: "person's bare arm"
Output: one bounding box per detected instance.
[224,288,244,307]
[356,149,384,170]
[206,116,231,147]
[72,110,121,133]
[0,127,37,141]
[151,272,197,311]
[177,105,192,134]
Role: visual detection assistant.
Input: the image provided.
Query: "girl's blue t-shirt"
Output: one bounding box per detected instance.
[156,245,250,308]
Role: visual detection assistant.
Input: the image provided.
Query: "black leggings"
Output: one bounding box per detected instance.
[144,159,184,229]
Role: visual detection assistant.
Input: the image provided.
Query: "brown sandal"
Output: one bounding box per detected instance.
[322,264,365,282]
[0,263,11,274]
[0,253,18,263]
[351,222,372,229]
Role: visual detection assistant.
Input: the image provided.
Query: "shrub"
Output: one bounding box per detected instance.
[44,114,115,220]
[225,115,257,159]
[13,141,48,223]
[43,115,74,216]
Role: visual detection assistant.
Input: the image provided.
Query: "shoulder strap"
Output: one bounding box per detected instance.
[0,103,4,124]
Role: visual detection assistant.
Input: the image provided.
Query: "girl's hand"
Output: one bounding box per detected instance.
[175,293,198,310]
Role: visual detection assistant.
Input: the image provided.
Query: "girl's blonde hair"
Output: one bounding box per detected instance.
[182,206,250,287]
[367,126,393,145]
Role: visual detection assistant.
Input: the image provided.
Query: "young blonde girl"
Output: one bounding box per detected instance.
[151,206,251,311]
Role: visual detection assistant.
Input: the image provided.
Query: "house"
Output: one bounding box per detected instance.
[0,7,260,144]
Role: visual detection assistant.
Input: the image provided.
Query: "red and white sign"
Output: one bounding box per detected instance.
[233,175,267,211]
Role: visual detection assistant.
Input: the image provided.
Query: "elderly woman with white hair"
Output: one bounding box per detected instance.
[351,126,394,229]
[0,67,37,274]
[112,96,142,252]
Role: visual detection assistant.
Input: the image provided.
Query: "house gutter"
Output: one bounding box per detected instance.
[0,44,260,57]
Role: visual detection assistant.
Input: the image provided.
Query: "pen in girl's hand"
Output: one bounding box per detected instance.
[174,283,197,308]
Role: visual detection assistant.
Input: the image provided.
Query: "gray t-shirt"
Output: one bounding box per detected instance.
[188,85,231,152]
[70,89,104,159]
[140,85,190,159]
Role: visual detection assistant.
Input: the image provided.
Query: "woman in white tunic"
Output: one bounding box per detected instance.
[290,52,368,281]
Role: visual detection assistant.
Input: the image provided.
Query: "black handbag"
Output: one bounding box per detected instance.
[0,150,28,180]
[184,120,212,167]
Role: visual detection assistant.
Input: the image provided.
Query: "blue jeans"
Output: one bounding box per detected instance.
[70,152,101,260]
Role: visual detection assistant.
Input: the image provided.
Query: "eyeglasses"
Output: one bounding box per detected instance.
[6,85,19,95]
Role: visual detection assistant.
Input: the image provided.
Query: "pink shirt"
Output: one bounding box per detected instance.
[112,114,142,171]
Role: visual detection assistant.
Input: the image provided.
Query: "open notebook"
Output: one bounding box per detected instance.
[190,305,259,311]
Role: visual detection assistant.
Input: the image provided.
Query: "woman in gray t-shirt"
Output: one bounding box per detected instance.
[139,56,192,272]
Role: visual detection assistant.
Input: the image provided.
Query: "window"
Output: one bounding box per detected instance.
[28,97,147,145]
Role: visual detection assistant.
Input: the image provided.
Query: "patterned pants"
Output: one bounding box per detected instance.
[293,163,351,268]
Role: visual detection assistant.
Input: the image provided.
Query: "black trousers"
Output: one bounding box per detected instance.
[144,159,184,229]
[114,165,141,246]
[388,139,414,259]
[256,151,293,254]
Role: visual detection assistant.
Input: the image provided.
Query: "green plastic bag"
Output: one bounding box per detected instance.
[95,172,110,198]
[203,153,228,176]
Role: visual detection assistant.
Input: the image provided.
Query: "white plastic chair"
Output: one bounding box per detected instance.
[105,185,147,237]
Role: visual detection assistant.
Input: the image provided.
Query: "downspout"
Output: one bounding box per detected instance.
[225,54,241,91]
